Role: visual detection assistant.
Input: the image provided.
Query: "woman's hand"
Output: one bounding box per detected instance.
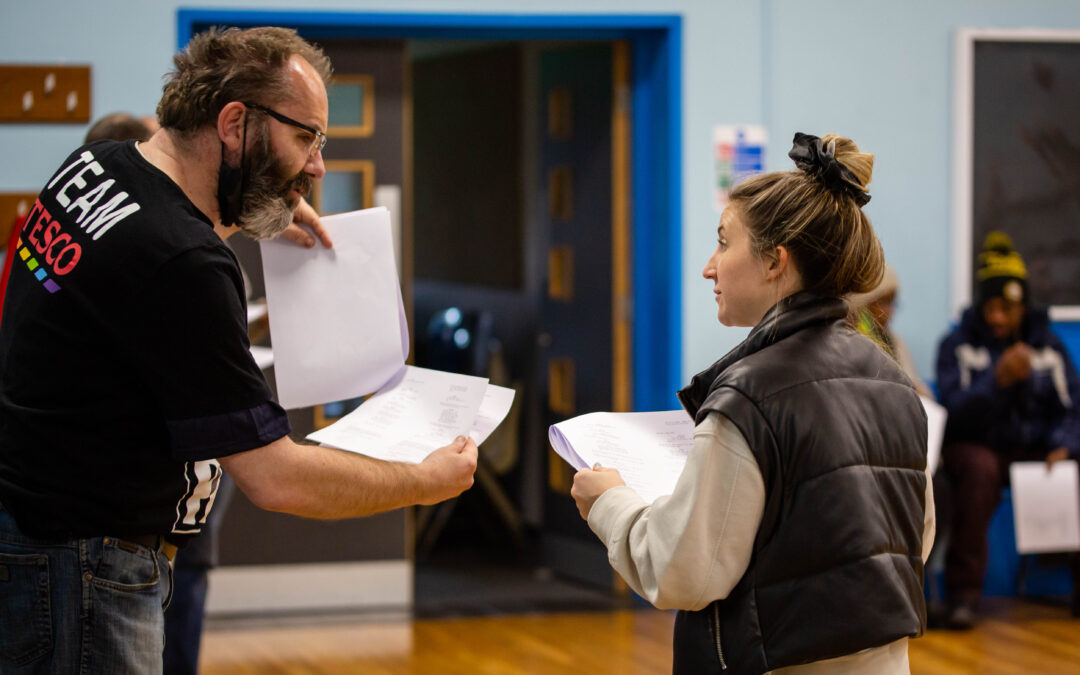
[571,465,627,520]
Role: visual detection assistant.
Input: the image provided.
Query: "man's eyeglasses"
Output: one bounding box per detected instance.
[243,102,327,157]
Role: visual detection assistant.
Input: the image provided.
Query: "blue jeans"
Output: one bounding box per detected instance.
[0,504,174,674]
[164,473,233,675]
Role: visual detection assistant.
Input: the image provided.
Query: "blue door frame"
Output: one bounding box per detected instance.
[178,10,682,411]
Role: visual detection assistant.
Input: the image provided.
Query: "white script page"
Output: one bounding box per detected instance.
[308,366,489,464]
[920,395,947,475]
[1010,460,1080,554]
[260,207,409,409]
[470,384,516,445]
[549,410,695,503]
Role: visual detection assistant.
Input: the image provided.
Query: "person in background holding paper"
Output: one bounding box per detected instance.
[0,27,476,674]
[934,231,1080,629]
[572,133,934,675]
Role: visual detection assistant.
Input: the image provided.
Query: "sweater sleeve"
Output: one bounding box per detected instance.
[586,411,765,611]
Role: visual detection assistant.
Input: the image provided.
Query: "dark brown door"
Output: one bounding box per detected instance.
[220,39,413,569]
[539,42,633,587]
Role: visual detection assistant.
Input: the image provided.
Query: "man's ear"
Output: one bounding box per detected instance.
[217,102,248,154]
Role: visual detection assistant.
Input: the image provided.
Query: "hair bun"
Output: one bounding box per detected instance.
[788,133,873,205]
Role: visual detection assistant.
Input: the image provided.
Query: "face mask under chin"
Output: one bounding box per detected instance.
[217,125,309,241]
[216,155,244,229]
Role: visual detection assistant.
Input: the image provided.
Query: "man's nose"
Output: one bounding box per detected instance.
[306,149,326,179]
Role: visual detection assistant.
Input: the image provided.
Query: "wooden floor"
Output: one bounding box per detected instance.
[199,597,1080,674]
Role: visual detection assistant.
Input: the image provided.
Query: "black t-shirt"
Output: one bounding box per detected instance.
[0,140,290,541]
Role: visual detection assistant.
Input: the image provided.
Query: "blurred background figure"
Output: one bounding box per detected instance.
[847,263,933,398]
[141,114,162,135]
[84,112,155,143]
[934,231,1080,630]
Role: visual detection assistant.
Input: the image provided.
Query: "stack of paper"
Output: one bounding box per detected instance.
[550,398,948,504]
[309,366,515,463]
[549,411,695,503]
[1010,460,1080,554]
[260,207,514,464]
[260,207,409,410]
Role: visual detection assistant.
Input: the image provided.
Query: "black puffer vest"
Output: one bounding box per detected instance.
[674,292,927,674]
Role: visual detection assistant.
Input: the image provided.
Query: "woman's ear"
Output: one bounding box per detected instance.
[217,102,248,154]
[765,246,790,281]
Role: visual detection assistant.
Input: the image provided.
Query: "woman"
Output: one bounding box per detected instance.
[572,133,935,674]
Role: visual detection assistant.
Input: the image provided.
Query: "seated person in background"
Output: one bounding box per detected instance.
[847,263,933,398]
[935,231,1080,629]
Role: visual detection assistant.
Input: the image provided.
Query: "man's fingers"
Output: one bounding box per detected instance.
[293,197,333,248]
[280,223,316,248]
[461,439,479,459]
[308,220,333,248]
[297,215,332,248]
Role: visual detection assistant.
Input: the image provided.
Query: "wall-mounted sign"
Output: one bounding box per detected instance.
[713,125,767,212]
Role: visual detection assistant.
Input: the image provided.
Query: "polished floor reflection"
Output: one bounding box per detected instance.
[199,597,1080,674]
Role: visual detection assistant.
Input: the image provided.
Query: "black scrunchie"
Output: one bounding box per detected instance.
[788,132,870,206]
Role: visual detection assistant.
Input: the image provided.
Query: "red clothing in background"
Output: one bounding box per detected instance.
[0,216,25,325]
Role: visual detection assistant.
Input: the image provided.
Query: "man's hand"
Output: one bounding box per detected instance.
[1046,447,1072,469]
[571,465,627,520]
[281,196,333,248]
[995,342,1033,388]
[416,436,478,505]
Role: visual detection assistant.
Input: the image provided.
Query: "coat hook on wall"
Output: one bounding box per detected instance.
[1,64,90,122]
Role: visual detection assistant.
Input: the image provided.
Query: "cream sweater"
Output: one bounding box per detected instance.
[588,412,936,674]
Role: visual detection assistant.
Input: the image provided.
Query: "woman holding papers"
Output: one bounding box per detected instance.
[572,133,934,674]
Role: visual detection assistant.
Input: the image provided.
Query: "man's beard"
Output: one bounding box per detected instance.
[218,122,312,240]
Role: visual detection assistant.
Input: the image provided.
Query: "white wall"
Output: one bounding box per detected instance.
[4,0,1080,386]
[764,0,1080,386]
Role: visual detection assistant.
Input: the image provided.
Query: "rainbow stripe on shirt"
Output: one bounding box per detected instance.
[16,238,62,294]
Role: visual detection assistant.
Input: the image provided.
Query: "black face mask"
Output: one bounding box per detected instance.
[217,148,244,227]
[216,113,248,227]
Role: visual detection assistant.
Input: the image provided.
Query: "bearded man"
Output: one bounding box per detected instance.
[0,27,477,674]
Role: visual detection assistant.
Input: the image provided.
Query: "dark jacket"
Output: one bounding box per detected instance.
[675,292,928,674]
[936,306,1080,457]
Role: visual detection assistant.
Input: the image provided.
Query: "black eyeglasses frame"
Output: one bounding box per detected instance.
[243,101,327,156]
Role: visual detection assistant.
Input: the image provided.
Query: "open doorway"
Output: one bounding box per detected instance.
[180,10,681,619]
[408,38,631,614]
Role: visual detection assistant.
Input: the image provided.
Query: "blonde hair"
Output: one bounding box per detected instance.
[730,134,884,297]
